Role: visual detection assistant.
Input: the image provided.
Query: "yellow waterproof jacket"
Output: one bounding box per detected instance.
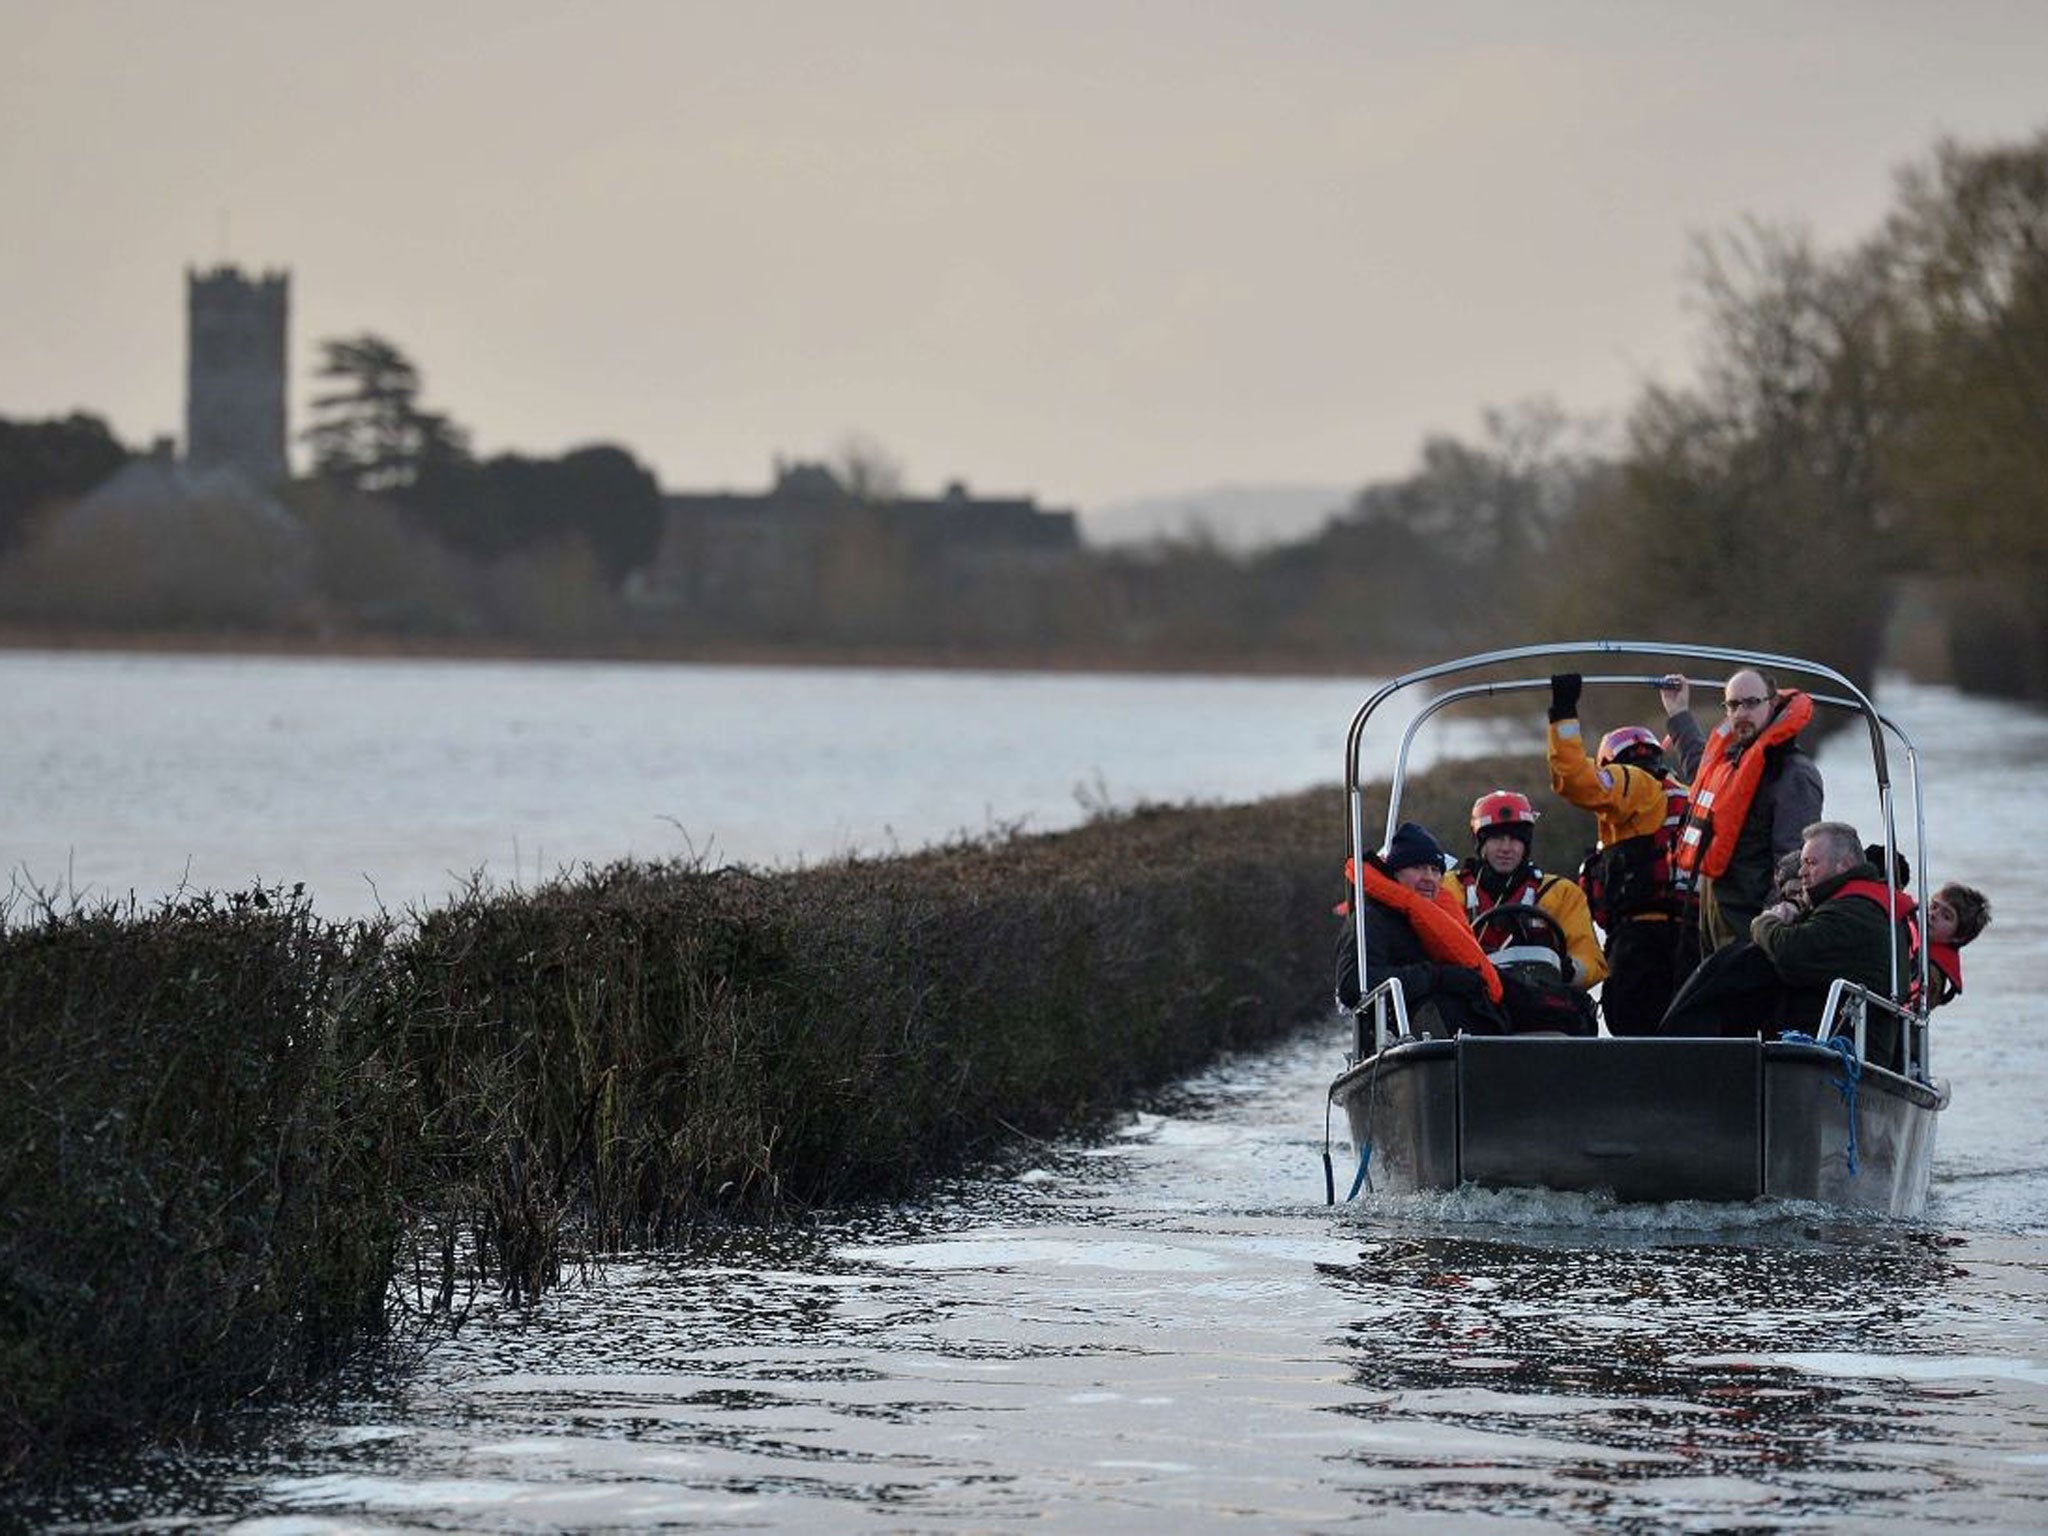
[1548,719,1667,846]
[1443,867,1609,989]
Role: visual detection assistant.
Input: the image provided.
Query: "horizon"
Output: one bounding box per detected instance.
[5,1,2048,519]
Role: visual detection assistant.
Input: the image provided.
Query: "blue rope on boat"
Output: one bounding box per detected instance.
[1345,1048,1388,1201]
[1780,1030,1863,1179]
[1346,1146,1372,1201]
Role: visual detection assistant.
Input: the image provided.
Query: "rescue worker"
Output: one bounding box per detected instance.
[1335,820,1508,1038]
[1447,788,1608,991]
[1660,821,1914,1070]
[1663,670,1825,953]
[1545,671,1696,1036]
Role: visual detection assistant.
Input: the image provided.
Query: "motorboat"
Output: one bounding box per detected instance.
[1326,641,1949,1215]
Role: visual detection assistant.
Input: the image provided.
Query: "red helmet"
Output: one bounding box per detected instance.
[1597,725,1664,767]
[1470,789,1539,839]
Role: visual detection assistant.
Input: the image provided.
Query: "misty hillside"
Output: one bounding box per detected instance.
[1078,482,1354,551]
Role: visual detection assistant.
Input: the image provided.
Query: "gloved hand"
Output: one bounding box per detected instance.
[1548,672,1582,722]
[1435,965,1486,1001]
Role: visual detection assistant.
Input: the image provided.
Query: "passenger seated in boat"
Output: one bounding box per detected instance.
[1771,853,1984,1012]
[1336,820,1510,1038]
[1771,848,1807,911]
[1776,841,1907,913]
[1658,821,1915,1069]
[1918,882,1990,1011]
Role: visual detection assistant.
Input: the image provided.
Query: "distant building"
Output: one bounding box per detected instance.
[186,264,289,486]
[640,461,1079,626]
[37,449,311,626]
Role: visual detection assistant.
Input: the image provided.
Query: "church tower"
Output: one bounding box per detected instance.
[185,265,289,485]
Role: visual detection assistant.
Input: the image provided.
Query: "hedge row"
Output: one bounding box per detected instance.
[0,757,1542,1483]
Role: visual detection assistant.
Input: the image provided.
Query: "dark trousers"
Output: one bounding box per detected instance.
[1657,939,1784,1038]
[1409,994,1511,1040]
[1601,917,1697,1038]
[1659,934,1912,1071]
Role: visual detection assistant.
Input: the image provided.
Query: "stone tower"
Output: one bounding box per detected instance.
[185,264,289,485]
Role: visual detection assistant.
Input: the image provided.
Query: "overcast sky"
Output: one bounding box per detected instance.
[4,1,2046,517]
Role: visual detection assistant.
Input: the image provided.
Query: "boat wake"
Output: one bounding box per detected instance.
[1343,1182,1915,1243]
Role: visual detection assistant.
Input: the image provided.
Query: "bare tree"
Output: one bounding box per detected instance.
[830,432,907,504]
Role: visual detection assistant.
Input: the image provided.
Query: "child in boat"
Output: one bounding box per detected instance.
[1920,882,1990,1010]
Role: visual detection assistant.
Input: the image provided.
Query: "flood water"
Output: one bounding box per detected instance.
[9,655,2047,1532]
[1,652,1483,919]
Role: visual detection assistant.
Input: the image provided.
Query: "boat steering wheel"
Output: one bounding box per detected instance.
[1469,904,1572,975]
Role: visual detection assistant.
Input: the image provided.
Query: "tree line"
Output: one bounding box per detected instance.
[1547,129,2048,695]
[0,126,2041,695]
[1155,125,2045,696]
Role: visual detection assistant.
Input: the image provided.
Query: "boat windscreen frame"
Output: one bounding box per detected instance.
[1343,640,1931,1067]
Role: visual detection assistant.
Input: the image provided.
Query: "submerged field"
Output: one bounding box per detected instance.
[0,758,1551,1485]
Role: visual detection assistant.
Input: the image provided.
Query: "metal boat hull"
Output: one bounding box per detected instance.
[1330,1037,1947,1215]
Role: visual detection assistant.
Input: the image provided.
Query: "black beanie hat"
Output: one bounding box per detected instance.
[1382,821,1446,872]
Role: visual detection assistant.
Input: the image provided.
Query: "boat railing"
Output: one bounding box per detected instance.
[1349,975,1417,1063]
[1813,978,1930,1081]
[1346,971,1931,1079]
[1342,641,1934,1070]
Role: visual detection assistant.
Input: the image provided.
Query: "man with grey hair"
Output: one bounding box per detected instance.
[1750,820,1914,1065]
[1660,820,1914,1069]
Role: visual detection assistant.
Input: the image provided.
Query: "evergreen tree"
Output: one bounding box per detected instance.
[303,334,470,493]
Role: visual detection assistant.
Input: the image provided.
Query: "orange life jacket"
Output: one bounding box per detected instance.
[1675,690,1815,879]
[1343,857,1504,1004]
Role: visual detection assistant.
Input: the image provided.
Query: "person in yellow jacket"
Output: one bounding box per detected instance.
[1545,671,1698,1035]
[1445,788,1608,991]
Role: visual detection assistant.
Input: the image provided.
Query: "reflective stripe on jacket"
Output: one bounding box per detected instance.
[1445,866,1609,988]
[1547,719,1668,844]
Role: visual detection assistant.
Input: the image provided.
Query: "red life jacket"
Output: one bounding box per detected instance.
[1831,876,1919,1001]
[1346,857,1505,1005]
[1657,775,1693,887]
[1831,877,1915,921]
[1923,940,1964,1009]
[1580,772,1695,926]
[1460,864,1548,938]
[1676,690,1815,879]
[1891,899,1965,1012]
[1459,863,1586,977]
